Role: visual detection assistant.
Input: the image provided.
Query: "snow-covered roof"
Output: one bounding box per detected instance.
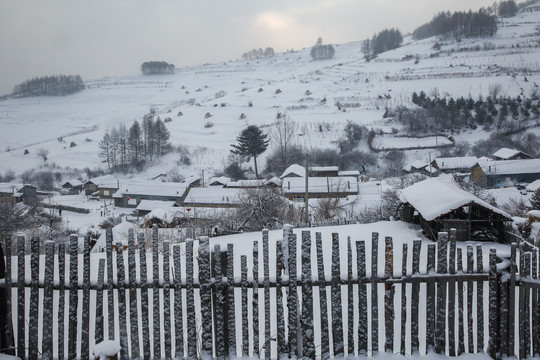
[493,148,530,160]
[181,175,201,186]
[338,170,360,176]
[87,175,121,189]
[310,166,339,172]
[283,176,359,194]
[136,200,178,212]
[434,156,478,170]
[400,178,511,221]
[479,159,540,176]
[208,176,231,186]
[63,179,83,187]
[280,164,305,178]
[112,180,187,198]
[183,187,242,205]
[226,179,265,188]
[526,180,540,192]
[0,182,24,194]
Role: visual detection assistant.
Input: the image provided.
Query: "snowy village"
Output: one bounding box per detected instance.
[1,1,540,359]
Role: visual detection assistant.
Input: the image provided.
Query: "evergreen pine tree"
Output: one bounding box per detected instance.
[230,125,269,179]
[530,188,540,211]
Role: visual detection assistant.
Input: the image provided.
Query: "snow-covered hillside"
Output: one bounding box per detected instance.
[0,11,539,179]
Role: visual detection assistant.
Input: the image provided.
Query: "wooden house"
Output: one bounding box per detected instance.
[400,178,512,242]
[470,159,540,188]
[431,156,478,174]
[282,176,359,201]
[62,179,84,194]
[113,180,188,208]
[492,148,532,161]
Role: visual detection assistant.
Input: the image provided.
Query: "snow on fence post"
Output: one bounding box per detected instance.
[240,256,249,357]
[227,243,236,359]
[410,239,421,354]
[28,237,40,360]
[476,244,484,353]
[384,236,394,354]
[82,234,91,360]
[426,244,435,352]
[457,248,465,355]
[275,241,286,356]
[347,237,354,356]
[287,235,298,358]
[356,241,367,356]
[152,226,161,360]
[42,240,55,360]
[533,248,539,357]
[96,259,106,344]
[1,237,14,357]
[435,232,448,355]
[106,228,115,341]
[488,248,498,359]
[508,243,517,357]
[282,224,292,275]
[499,257,509,358]
[16,236,25,359]
[263,230,271,359]
[316,233,330,360]
[127,230,140,360]
[138,232,151,360]
[172,244,184,359]
[448,230,457,357]
[301,231,315,359]
[371,232,379,354]
[68,235,79,360]
[524,252,532,357]
[331,233,344,357]
[400,244,408,355]
[198,236,212,358]
[58,243,66,360]
[252,241,260,358]
[213,244,226,358]
[466,245,474,354]
[116,244,128,360]
[185,240,196,359]
[162,241,172,360]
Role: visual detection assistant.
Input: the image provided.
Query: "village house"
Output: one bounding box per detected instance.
[62,179,84,194]
[282,176,359,201]
[182,187,242,208]
[84,175,121,197]
[431,156,479,174]
[208,176,231,186]
[310,166,339,177]
[470,158,540,188]
[403,160,437,175]
[280,164,305,179]
[112,180,188,208]
[0,183,37,205]
[492,147,532,161]
[400,178,512,242]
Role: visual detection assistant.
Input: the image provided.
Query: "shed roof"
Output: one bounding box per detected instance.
[283,176,358,194]
[280,164,305,178]
[434,157,478,170]
[479,159,540,176]
[493,148,530,160]
[400,178,511,221]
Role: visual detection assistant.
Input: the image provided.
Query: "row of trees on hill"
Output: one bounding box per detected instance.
[362,28,403,60]
[140,61,175,75]
[310,37,335,60]
[499,0,518,17]
[12,75,84,97]
[98,114,171,170]
[412,9,497,40]
[241,47,275,60]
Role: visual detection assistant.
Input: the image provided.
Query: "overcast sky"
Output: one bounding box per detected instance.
[0,0,499,95]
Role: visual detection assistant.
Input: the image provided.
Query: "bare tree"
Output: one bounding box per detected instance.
[37,147,49,162]
[270,113,296,173]
[236,186,289,231]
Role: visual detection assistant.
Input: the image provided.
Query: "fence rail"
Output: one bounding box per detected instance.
[0,226,539,359]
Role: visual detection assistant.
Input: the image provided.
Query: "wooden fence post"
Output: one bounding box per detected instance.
[488,248,498,359]
[1,238,14,356]
[371,232,379,354]
[508,243,517,357]
[185,240,196,359]
[240,256,249,357]
[227,243,236,359]
[213,244,226,358]
[253,241,260,358]
[426,244,435,352]
[82,234,91,360]
[288,235,298,358]
[411,239,421,354]
[301,231,315,359]
[127,229,140,360]
[275,241,286,357]
[42,241,55,360]
[106,229,115,341]
[466,245,474,354]
[138,232,151,360]
[476,244,484,353]
[400,243,408,356]
[151,226,161,360]
[28,238,39,360]
[448,229,457,356]
[316,233,330,360]
[331,233,344,357]
[116,244,128,360]
[198,236,212,358]
[68,235,78,360]
[347,237,354,357]
[435,232,448,354]
[95,259,105,345]
[263,230,271,359]
[16,236,25,360]
[384,237,394,354]
[356,241,367,356]
[172,244,184,359]
[162,241,172,360]
[533,248,539,357]
[457,248,465,355]
[58,243,66,360]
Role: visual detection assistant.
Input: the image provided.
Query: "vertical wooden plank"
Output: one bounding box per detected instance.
[356,241,367,356]
[162,241,172,360]
[457,248,465,355]
[347,237,354,356]
[371,232,379,354]
[28,238,39,360]
[198,236,212,358]
[151,226,161,360]
[214,244,225,358]
[127,229,140,360]
[2,237,14,357]
[426,244,435,352]
[275,242,286,357]
[16,236,25,360]
[116,245,128,360]
[411,239,421,354]
[263,230,271,359]
[138,232,151,360]
[435,232,448,355]
[240,256,249,357]
[508,243,517,357]
[95,259,105,344]
[252,241,260,358]
[185,239,196,359]
[57,243,66,360]
[331,233,344,356]
[42,241,55,360]
[499,261,509,358]
[400,243,408,356]
[448,230,457,357]
[301,231,315,359]
[288,235,298,358]
[384,237,394,354]
[172,245,184,359]
[106,228,115,341]
[488,248,498,359]
[524,252,532,357]
[476,244,484,353]
[68,235,78,360]
[227,243,236,359]
[316,233,330,360]
[466,244,474,354]
[81,234,91,360]
[533,248,539,357]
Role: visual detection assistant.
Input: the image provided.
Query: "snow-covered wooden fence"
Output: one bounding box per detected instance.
[0,226,538,359]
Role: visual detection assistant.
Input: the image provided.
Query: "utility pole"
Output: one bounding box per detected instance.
[304,153,309,225]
